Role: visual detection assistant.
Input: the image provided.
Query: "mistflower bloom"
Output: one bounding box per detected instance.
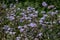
[57,20,60,24]
[38,32,42,37]
[25,38,29,40]
[10,3,14,8]
[55,10,58,13]
[12,32,16,35]
[24,17,28,20]
[9,31,16,35]
[27,17,32,20]
[28,14,34,17]
[16,37,21,40]
[48,11,57,16]
[28,23,37,27]
[45,22,50,24]
[34,11,38,14]
[42,2,48,7]
[23,25,27,28]
[39,20,43,23]
[9,32,13,35]
[27,7,32,11]
[20,17,25,22]
[3,25,9,30]
[24,17,32,20]
[14,9,16,13]
[28,14,37,18]
[18,26,22,29]
[9,16,15,20]
[7,27,11,31]
[59,21,60,23]
[2,4,6,8]
[43,14,48,17]
[39,20,44,24]
[20,19,24,22]
[51,12,57,16]
[40,17,46,20]
[10,13,15,16]
[20,28,24,32]
[34,38,39,40]
[48,5,54,9]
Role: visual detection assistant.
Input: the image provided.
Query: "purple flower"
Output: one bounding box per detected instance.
[20,28,24,32]
[43,14,48,17]
[39,20,43,23]
[27,7,32,11]
[20,19,24,22]
[12,32,16,34]
[38,32,42,37]
[7,16,15,21]
[34,11,38,14]
[40,17,46,20]
[9,32,13,35]
[18,26,22,29]
[3,25,9,30]
[28,23,37,27]
[48,5,54,9]
[39,20,44,24]
[16,37,21,40]
[48,11,54,16]
[42,2,48,7]
[2,4,6,8]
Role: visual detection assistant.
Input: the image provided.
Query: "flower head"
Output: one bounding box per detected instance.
[42,2,48,7]
[28,23,37,27]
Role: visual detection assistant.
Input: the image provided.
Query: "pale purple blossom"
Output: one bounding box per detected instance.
[39,20,43,23]
[27,7,32,11]
[20,28,24,32]
[20,17,25,22]
[7,27,11,31]
[48,5,54,9]
[9,32,16,35]
[3,25,9,30]
[18,26,22,29]
[16,37,21,40]
[24,17,32,20]
[2,4,6,8]
[20,19,24,22]
[48,11,57,16]
[9,32,13,35]
[38,32,42,37]
[28,23,37,27]
[10,3,14,8]
[23,25,27,28]
[43,14,48,17]
[40,17,46,20]
[42,2,48,7]
[39,20,44,24]
[34,11,38,14]
[28,14,37,18]
[7,16,15,21]
[20,13,26,16]
[12,32,16,34]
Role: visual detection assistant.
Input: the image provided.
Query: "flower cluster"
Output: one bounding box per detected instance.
[0,1,60,40]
